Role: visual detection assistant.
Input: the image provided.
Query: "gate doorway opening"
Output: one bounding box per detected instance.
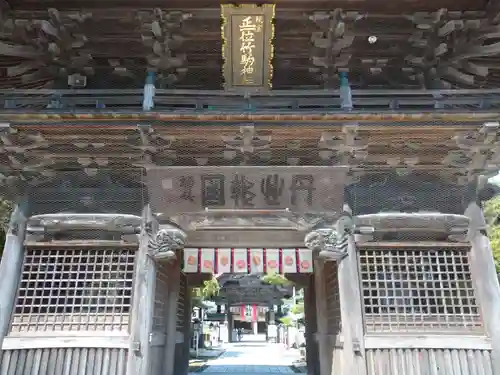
[179,247,326,375]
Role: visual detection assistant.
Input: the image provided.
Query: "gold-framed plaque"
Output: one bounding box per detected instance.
[221,4,275,92]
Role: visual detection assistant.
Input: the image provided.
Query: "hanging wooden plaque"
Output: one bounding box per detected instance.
[221,4,275,92]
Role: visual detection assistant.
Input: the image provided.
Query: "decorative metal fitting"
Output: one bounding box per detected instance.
[148,225,187,262]
[304,213,354,261]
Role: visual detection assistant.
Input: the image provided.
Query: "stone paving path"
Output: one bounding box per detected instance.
[199,335,298,374]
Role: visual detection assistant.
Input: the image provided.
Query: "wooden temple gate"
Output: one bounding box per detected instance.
[1,0,500,374]
[0,156,498,375]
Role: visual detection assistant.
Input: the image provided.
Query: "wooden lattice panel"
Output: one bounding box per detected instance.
[153,263,170,332]
[359,246,482,333]
[10,247,135,333]
[324,261,342,334]
[176,274,187,330]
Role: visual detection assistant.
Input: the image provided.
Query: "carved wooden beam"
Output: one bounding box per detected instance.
[318,124,368,164]
[404,10,497,88]
[451,122,500,177]
[406,9,454,88]
[309,10,360,87]
[221,125,272,163]
[0,0,9,24]
[139,8,190,87]
[108,59,136,79]
[0,8,93,87]
[132,125,177,168]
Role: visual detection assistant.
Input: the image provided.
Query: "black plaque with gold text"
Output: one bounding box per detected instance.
[221,4,275,92]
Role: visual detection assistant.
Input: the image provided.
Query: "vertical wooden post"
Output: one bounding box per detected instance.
[0,203,28,360]
[178,285,192,375]
[345,236,367,375]
[337,205,366,375]
[304,277,320,375]
[126,205,156,375]
[314,260,331,375]
[163,261,181,375]
[465,201,500,374]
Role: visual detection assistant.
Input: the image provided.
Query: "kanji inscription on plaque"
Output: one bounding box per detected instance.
[221,4,275,92]
[146,166,347,214]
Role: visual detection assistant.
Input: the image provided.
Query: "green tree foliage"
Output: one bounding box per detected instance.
[279,315,293,327]
[0,200,13,229]
[193,276,220,298]
[0,199,13,259]
[191,276,220,307]
[290,302,304,315]
[484,194,500,272]
[278,288,305,326]
[261,271,292,286]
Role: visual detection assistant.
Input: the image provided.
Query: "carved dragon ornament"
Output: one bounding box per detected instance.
[304,213,354,261]
[147,224,187,262]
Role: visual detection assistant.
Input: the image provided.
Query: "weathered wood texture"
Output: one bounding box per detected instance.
[0,348,128,375]
[303,279,320,375]
[174,283,191,375]
[1,0,481,11]
[126,205,156,375]
[315,260,343,375]
[365,348,493,375]
[0,204,28,365]
[149,262,172,375]
[338,206,366,375]
[314,261,331,375]
[364,335,492,350]
[348,202,499,375]
[0,4,500,89]
[162,263,181,375]
[465,202,500,374]
[2,336,130,350]
[0,122,498,196]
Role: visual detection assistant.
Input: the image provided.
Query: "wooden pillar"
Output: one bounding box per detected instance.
[163,261,181,375]
[178,286,192,375]
[314,260,332,375]
[337,205,367,375]
[0,203,28,362]
[338,235,366,375]
[304,277,320,375]
[465,201,500,374]
[126,205,156,375]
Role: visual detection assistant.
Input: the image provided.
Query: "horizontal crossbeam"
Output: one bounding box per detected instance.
[1,89,500,113]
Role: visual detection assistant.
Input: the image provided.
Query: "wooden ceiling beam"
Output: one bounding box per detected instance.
[139,9,190,86]
[3,7,500,89]
[309,9,359,87]
[6,0,484,12]
[402,8,500,88]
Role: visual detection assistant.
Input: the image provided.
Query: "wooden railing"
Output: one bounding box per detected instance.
[0,88,500,112]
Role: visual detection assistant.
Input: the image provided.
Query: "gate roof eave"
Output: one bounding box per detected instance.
[0,113,498,203]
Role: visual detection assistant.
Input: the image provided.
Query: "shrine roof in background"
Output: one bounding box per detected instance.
[1,0,500,90]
